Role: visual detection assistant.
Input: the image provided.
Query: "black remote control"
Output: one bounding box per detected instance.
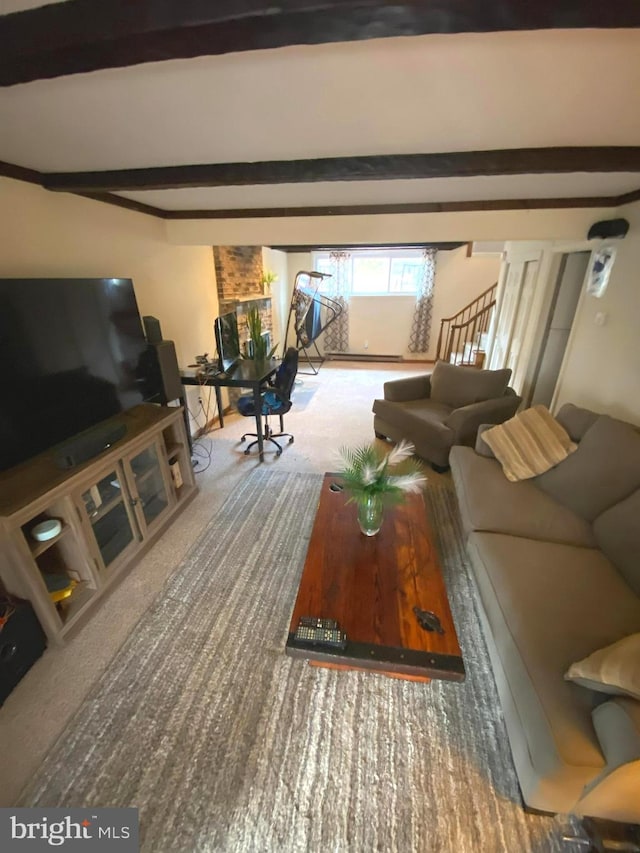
[293,616,347,650]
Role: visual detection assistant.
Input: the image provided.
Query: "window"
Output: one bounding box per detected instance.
[312,249,424,295]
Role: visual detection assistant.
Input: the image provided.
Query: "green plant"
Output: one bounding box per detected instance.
[338,440,426,505]
[261,269,278,291]
[243,306,278,361]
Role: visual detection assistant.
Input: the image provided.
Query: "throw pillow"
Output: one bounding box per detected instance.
[565,633,640,700]
[482,405,577,482]
[429,361,511,410]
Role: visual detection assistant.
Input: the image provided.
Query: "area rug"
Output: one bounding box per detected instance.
[291,381,318,412]
[18,470,573,852]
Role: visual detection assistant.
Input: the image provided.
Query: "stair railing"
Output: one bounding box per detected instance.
[436,283,497,367]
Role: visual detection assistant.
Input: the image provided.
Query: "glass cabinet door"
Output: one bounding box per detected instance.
[127,443,169,531]
[80,470,137,570]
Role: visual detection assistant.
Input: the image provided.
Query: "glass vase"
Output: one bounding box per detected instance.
[357,494,384,536]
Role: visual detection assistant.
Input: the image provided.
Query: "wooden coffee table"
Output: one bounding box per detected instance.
[286,474,465,683]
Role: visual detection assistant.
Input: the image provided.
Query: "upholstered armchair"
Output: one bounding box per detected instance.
[372,361,522,471]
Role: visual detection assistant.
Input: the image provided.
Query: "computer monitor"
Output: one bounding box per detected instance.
[214,311,241,371]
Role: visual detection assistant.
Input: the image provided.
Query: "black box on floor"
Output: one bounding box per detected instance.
[0,598,47,706]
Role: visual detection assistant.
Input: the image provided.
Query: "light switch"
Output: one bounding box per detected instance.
[594,312,608,327]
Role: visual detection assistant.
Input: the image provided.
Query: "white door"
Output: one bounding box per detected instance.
[487,243,543,381]
[506,260,539,374]
[528,252,590,408]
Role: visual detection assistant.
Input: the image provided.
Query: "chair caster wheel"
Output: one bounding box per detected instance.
[276,450,282,457]
[288,437,294,444]
[244,449,250,455]
[239,436,246,443]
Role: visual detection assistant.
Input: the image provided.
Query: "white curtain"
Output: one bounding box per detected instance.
[408,248,437,353]
[322,250,352,353]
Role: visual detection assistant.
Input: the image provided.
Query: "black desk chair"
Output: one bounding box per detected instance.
[237,347,299,456]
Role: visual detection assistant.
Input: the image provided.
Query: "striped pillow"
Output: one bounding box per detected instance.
[482,405,577,482]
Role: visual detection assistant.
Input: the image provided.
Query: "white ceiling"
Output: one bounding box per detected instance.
[1,21,640,214]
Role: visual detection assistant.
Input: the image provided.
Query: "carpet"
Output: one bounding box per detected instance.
[18,470,572,852]
[291,382,318,412]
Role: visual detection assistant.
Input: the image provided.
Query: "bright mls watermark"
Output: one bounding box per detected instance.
[0,808,138,851]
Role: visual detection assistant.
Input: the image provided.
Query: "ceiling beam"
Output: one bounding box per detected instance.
[2,158,637,220]
[41,148,640,193]
[269,243,467,252]
[160,197,624,219]
[2,0,640,86]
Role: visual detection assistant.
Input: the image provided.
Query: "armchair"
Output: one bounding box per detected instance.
[237,347,299,456]
[372,361,522,471]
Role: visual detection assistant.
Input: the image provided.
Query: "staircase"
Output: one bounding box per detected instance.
[435,283,497,368]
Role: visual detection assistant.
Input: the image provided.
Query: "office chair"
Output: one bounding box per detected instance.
[237,347,299,456]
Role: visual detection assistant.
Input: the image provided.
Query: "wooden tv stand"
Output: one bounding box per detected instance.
[0,404,197,644]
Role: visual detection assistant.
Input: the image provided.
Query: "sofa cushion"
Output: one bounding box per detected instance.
[555,403,601,442]
[565,633,640,700]
[482,405,577,482]
[577,698,640,823]
[535,415,640,521]
[592,698,640,767]
[372,397,453,438]
[593,489,640,596]
[429,361,511,410]
[466,532,640,770]
[450,446,595,547]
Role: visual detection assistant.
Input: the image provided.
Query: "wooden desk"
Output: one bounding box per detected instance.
[286,474,465,683]
[180,358,279,461]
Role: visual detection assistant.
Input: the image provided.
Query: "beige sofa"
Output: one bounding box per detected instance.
[450,403,640,822]
[372,361,522,470]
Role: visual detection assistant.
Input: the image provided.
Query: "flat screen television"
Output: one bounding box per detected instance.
[214,311,241,371]
[0,277,160,473]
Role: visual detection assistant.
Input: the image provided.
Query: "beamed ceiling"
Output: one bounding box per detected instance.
[1,1,640,220]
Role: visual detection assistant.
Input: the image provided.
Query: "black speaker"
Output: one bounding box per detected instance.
[149,340,183,403]
[143,315,163,344]
[0,599,47,706]
[53,422,127,469]
[587,218,629,240]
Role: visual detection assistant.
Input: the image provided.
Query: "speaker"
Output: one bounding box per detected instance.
[142,315,163,344]
[587,218,629,240]
[0,599,47,706]
[53,422,127,469]
[149,340,182,404]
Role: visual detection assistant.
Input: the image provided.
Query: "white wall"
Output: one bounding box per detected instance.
[166,206,611,247]
[0,178,219,431]
[553,201,640,424]
[261,247,289,353]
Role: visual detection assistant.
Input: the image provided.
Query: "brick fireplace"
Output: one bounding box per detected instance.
[213,246,273,352]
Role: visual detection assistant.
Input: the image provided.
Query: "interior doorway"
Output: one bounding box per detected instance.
[526,251,590,408]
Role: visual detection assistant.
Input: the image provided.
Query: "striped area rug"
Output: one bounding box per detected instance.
[18,470,572,852]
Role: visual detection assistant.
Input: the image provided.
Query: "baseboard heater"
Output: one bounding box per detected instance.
[325,352,403,363]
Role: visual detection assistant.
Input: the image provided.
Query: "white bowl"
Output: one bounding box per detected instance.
[31,519,62,542]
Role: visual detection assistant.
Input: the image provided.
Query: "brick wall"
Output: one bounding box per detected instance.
[213,246,273,357]
[213,246,263,314]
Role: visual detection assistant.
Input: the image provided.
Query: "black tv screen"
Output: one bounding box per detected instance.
[0,278,158,473]
[214,311,241,370]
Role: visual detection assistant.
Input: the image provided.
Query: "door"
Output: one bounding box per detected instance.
[528,252,590,408]
[122,439,172,537]
[487,244,543,378]
[77,465,140,573]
